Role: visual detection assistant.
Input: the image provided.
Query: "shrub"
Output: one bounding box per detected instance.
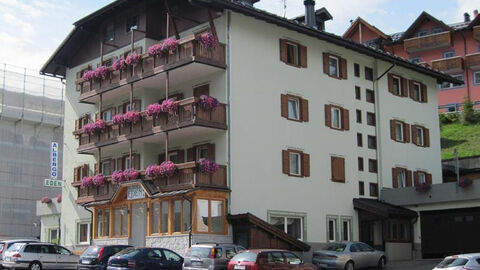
[462,97,480,124]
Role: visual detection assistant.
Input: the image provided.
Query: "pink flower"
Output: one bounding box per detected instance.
[92,174,106,186]
[146,103,162,117]
[198,158,219,174]
[146,165,161,178]
[148,44,163,55]
[41,196,52,204]
[123,111,141,124]
[94,66,108,80]
[82,123,94,134]
[56,194,62,203]
[92,119,106,133]
[125,52,141,66]
[112,170,126,184]
[82,70,95,81]
[159,161,177,177]
[199,95,219,111]
[112,114,125,125]
[112,58,126,71]
[160,99,178,114]
[81,176,94,188]
[161,38,179,53]
[198,32,218,49]
[123,169,140,180]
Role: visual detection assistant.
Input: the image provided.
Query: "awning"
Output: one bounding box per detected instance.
[353,198,417,219]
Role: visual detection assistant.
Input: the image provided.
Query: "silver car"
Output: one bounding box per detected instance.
[183,243,245,270]
[433,253,480,270]
[312,242,386,270]
[0,239,39,269]
[2,242,79,270]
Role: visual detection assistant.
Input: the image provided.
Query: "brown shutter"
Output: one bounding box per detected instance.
[390,120,396,141]
[426,173,432,184]
[299,45,307,68]
[94,163,99,174]
[406,170,412,187]
[323,53,330,74]
[388,74,394,94]
[404,123,410,143]
[401,77,408,97]
[279,39,288,63]
[412,125,418,145]
[342,108,349,131]
[421,83,428,103]
[392,168,398,188]
[187,147,196,162]
[301,98,309,122]
[158,153,166,164]
[409,80,415,100]
[208,144,215,161]
[282,150,289,174]
[117,158,124,170]
[281,94,288,118]
[340,57,347,79]
[414,171,419,186]
[331,156,345,182]
[177,150,185,163]
[302,153,310,177]
[74,167,79,182]
[325,105,332,127]
[424,127,430,147]
[193,84,210,98]
[110,159,116,172]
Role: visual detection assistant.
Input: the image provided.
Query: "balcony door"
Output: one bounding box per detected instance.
[130,202,147,247]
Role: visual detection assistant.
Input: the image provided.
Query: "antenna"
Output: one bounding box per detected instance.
[283,0,287,18]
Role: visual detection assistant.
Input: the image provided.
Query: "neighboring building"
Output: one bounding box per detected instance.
[36,197,62,244]
[41,0,456,260]
[344,11,480,112]
[0,64,64,239]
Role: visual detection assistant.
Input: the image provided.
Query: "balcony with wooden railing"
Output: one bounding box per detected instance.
[76,34,226,103]
[404,31,451,53]
[74,97,227,154]
[73,162,227,204]
[466,53,480,70]
[474,26,480,42]
[431,56,464,73]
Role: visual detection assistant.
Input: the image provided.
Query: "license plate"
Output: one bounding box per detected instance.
[5,257,11,262]
[82,259,91,264]
[234,265,246,270]
[192,261,203,267]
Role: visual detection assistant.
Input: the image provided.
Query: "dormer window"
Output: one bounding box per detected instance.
[418,31,428,37]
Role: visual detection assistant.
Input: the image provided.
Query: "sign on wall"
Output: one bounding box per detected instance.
[127,186,146,200]
[44,179,63,188]
[51,142,58,180]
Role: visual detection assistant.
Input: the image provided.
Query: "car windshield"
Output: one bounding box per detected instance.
[324,243,346,252]
[82,246,103,257]
[115,248,138,258]
[186,247,213,258]
[437,258,468,268]
[8,243,23,252]
[230,252,258,262]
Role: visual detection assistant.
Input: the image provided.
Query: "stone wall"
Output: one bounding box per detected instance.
[146,234,233,256]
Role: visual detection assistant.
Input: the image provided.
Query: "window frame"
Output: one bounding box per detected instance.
[328,55,340,77]
[269,214,305,241]
[397,168,406,188]
[392,75,402,96]
[357,133,363,147]
[326,216,339,242]
[358,157,364,172]
[112,205,128,238]
[359,181,365,196]
[439,74,464,89]
[474,71,480,85]
[443,51,455,59]
[366,89,375,103]
[364,67,373,81]
[355,86,361,100]
[367,135,377,149]
[286,42,300,66]
[416,126,425,146]
[368,159,378,173]
[150,199,191,236]
[386,219,411,242]
[77,222,90,245]
[366,112,376,126]
[331,107,342,129]
[287,96,300,121]
[341,216,353,241]
[394,121,404,142]
[356,109,362,124]
[354,63,360,77]
[194,198,227,235]
[289,152,302,176]
[418,171,426,184]
[369,183,378,197]
[412,81,422,101]
[417,30,428,37]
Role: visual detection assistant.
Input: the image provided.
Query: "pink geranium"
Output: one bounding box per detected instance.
[92,174,106,186]
[125,52,141,66]
[198,158,219,174]
[92,119,106,133]
[123,168,140,180]
[146,103,162,117]
[81,176,94,188]
[41,196,52,204]
[159,161,177,177]
[123,111,141,124]
[112,170,126,184]
[112,58,126,71]
[160,99,178,114]
[148,44,163,55]
[199,95,219,111]
[198,32,218,49]
[82,70,95,81]
[161,38,179,53]
[82,123,94,134]
[94,66,108,80]
[112,114,124,125]
[146,165,161,178]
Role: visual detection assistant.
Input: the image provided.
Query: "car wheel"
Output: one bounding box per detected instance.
[344,261,354,270]
[28,261,42,270]
[377,257,386,269]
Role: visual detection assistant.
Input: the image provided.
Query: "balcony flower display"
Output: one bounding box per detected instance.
[56,194,62,203]
[112,58,126,71]
[160,99,178,114]
[415,182,431,193]
[198,32,218,50]
[112,170,126,184]
[459,178,473,188]
[81,70,95,81]
[146,164,161,178]
[92,119,106,133]
[199,95,219,111]
[94,66,108,80]
[40,196,52,204]
[146,103,162,117]
[161,38,179,54]
[112,114,125,125]
[198,158,219,174]
[92,174,106,186]
[148,44,163,56]
[126,52,141,66]
[159,161,177,177]
[81,176,93,188]
[82,123,94,134]
[123,168,140,180]
[123,111,141,124]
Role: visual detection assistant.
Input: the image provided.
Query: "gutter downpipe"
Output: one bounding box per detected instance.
[226,8,232,215]
[83,205,94,245]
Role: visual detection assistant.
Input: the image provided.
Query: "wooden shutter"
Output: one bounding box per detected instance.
[301,153,310,177]
[331,156,345,182]
[74,167,80,182]
[342,108,349,131]
[340,57,347,79]
[193,84,210,97]
[94,163,99,174]
[401,77,408,97]
[424,127,430,147]
[412,125,418,145]
[413,171,419,186]
[325,105,332,127]
[117,158,124,170]
[281,94,288,118]
[299,45,307,68]
[426,173,432,184]
[421,83,428,103]
[301,98,309,122]
[282,150,289,174]
[322,53,330,74]
[404,123,410,143]
[392,168,398,188]
[390,120,396,141]
[279,39,288,63]
[388,74,394,94]
[408,80,415,100]
[406,170,412,187]
[187,147,196,162]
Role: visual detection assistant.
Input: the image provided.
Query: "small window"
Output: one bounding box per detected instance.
[329,56,339,77]
[409,57,421,64]
[366,89,375,103]
[392,76,401,95]
[474,71,480,85]
[365,67,373,81]
[327,217,338,242]
[395,122,404,142]
[367,112,376,126]
[103,110,112,122]
[355,86,361,100]
[341,217,352,241]
[368,135,377,149]
[78,223,90,244]
[359,181,365,195]
[357,133,363,147]
[418,172,426,183]
[197,145,209,160]
[358,157,364,172]
[101,161,111,175]
[369,183,378,197]
[443,51,455,59]
[416,127,425,146]
[432,28,443,34]
[397,169,406,188]
[270,215,304,240]
[368,159,378,173]
[412,82,422,101]
[418,30,428,37]
[126,15,138,32]
[49,228,59,244]
[331,107,342,129]
[356,110,362,123]
[289,152,301,176]
[104,23,115,42]
[354,63,360,77]
[288,97,300,120]
[286,42,299,66]
[168,152,179,164]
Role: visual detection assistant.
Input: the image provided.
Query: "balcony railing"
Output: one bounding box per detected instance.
[474,26,480,42]
[74,97,227,153]
[431,56,464,73]
[75,34,226,100]
[466,53,480,70]
[404,31,451,53]
[73,161,227,204]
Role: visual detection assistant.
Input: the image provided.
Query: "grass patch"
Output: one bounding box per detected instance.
[441,123,480,160]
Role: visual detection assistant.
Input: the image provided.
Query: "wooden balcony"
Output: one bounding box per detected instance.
[74,97,227,154]
[431,56,464,73]
[474,26,480,42]
[404,31,451,53]
[466,53,480,70]
[73,162,227,204]
[76,34,226,103]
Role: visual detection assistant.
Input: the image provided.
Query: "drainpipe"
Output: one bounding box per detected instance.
[460,32,470,100]
[83,205,94,245]
[226,10,232,214]
[182,194,193,247]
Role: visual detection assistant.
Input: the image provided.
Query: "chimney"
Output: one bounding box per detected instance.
[464,12,471,22]
[474,9,479,19]
[304,0,317,29]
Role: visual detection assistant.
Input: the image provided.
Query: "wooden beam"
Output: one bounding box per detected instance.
[164,1,180,39]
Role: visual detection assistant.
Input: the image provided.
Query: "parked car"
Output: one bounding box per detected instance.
[183,243,245,270]
[312,242,386,270]
[0,239,39,270]
[2,242,79,270]
[107,247,183,270]
[78,245,132,270]
[227,249,316,270]
[433,254,480,270]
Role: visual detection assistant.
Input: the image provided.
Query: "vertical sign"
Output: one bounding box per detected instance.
[51,142,58,180]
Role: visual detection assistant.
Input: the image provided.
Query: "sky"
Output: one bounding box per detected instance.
[0,0,477,71]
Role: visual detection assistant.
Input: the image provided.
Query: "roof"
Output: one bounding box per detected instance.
[343,17,389,40]
[353,198,417,219]
[399,11,452,42]
[292,7,333,24]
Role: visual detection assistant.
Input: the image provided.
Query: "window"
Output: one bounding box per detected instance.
[397,169,406,188]
[286,42,299,66]
[366,89,375,103]
[392,76,401,95]
[474,71,480,85]
[196,199,225,234]
[332,107,342,129]
[354,63,360,77]
[368,159,377,173]
[416,126,424,146]
[359,181,365,195]
[49,228,59,244]
[163,250,182,262]
[327,216,338,242]
[126,15,138,32]
[357,133,363,147]
[113,206,128,237]
[102,110,113,121]
[168,152,179,164]
[161,201,169,233]
[270,215,304,240]
[418,172,426,183]
[368,135,377,149]
[280,39,307,68]
[284,252,302,265]
[410,81,426,102]
[173,200,182,232]
[151,199,190,235]
[443,51,455,58]
[197,145,209,160]
[289,152,301,176]
[390,120,409,143]
[356,110,362,123]
[412,125,429,147]
[409,57,421,64]
[152,202,159,234]
[104,23,114,42]
[367,112,376,126]
[331,156,346,182]
[282,149,309,177]
[369,183,378,197]
[78,223,90,244]
[288,97,300,120]
[101,161,111,176]
[341,217,352,241]
[439,74,464,89]
[325,105,349,131]
[365,67,373,81]
[358,157,364,172]
[386,220,411,241]
[432,28,443,34]
[355,86,361,100]
[281,94,308,122]
[95,208,110,238]
[328,55,339,77]
[395,122,404,142]
[418,30,428,37]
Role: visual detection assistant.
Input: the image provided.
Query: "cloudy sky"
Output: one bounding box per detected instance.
[0,0,477,71]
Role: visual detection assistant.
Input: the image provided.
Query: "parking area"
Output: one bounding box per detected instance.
[372,260,440,270]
